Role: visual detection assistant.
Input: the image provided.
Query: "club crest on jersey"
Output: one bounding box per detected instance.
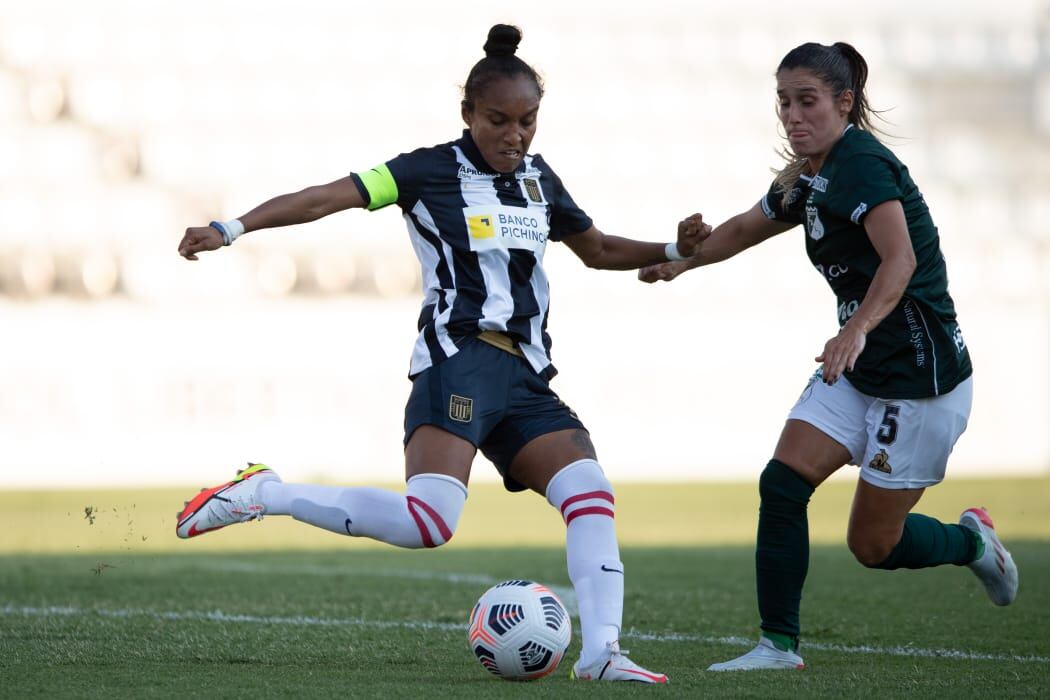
[806,204,825,240]
[449,394,473,423]
[521,177,545,204]
[868,449,892,474]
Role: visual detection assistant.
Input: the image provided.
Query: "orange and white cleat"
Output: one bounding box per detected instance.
[959,507,1019,606]
[176,464,280,539]
[570,641,668,683]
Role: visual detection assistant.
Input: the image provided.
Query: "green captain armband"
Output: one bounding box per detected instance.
[356,164,399,211]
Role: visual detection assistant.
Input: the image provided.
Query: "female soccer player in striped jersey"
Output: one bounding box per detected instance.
[640,41,1018,671]
[176,24,703,683]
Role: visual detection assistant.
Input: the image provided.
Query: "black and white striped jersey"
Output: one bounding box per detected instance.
[351,130,593,379]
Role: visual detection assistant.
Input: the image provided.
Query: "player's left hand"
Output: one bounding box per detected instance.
[674,213,712,258]
[816,324,866,385]
[638,260,690,283]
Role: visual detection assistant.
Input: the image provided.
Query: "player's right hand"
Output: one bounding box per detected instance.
[178,226,224,260]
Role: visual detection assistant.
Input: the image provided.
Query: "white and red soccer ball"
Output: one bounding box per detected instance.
[468,580,572,681]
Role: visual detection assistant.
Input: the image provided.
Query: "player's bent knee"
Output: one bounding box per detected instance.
[404,473,468,548]
[847,533,896,568]
[545,458,615,524]
[759,459,813,505]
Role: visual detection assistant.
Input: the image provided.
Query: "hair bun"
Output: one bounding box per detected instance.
[483,24,522,58]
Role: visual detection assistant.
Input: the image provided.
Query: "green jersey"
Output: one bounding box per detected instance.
[761,126,972,399]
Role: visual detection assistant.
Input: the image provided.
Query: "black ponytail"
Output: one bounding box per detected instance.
[462,24,544,112]
[832,42,874,132]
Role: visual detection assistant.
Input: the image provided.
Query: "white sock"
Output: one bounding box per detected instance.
[546,459,623,668]
[257,474,467,549]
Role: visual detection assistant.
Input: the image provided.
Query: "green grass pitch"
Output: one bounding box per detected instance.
[1,477,1048,697]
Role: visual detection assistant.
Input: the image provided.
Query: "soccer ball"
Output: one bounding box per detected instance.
[468,580,572,681]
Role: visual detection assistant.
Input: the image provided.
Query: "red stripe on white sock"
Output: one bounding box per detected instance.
[565,505,614,526]
[405,497,434,547]
[560,491,615,525]
[560,490,614,517]
[406,495,453,548]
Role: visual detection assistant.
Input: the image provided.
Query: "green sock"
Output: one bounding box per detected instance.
[873,513,981,570]
[972,531,985,561]
[756,459,814,641]
[763,630,798,652]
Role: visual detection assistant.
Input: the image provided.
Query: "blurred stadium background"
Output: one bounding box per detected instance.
[1,0,1048,488]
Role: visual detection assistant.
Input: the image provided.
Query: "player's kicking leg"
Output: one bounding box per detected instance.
[175,460,467,547]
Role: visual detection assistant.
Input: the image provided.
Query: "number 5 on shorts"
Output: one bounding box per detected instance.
[876,405,900,445]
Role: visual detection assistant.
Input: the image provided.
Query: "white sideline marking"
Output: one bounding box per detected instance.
[2,604,461,632]
[3,604,1048,665]
[187,561,580,614]
[206,561,496,585]
[621,629,1050,665]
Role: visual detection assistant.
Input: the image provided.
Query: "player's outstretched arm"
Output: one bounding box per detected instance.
[638,203,793,283]
[562,215,711,271]
[178,176,367,260]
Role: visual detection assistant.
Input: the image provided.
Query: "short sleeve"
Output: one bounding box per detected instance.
[825,154,902,224]
[760,180,805,225]
[541,163,593,240]
[351,147,433,211]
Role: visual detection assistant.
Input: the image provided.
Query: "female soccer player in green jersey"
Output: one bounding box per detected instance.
[641,41,1018,671]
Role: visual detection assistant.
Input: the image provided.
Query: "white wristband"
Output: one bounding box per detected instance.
[210,219,246,246]
[225,219,245,244]
[665,241,688,261]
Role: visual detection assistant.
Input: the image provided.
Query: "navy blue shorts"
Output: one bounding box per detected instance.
[403,338,587,492]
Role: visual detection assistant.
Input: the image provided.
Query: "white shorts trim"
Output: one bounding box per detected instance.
[786,372,973,490]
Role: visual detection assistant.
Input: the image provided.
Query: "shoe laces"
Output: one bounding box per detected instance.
[234,494,265,520]
[606,640,629,658]
[213,493,264,521]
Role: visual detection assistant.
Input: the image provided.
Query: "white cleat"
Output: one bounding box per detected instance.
[707,636,805,671]
[176,463,281,539]
[959,507,1018,606]
[570,641,668,683]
